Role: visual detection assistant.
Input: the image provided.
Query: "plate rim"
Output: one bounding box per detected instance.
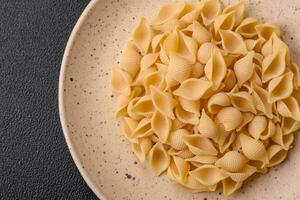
[58,0,105,199]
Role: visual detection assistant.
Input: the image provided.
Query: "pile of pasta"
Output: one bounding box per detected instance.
[111,0,300,196]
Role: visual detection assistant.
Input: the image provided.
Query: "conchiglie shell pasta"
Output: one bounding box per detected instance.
[223,69,237,91]
[290,63,300,88]
[127,97,143,120]
[237,112,254,131]
[189,165,228,186]
[267,144,288,167]
[245,39,265,52]
[180,3,202,24]
[214,12,235,35]
[150,86,175,119]
[120,117,139,143]
[151,32,168,53]
[228,91,256,113]
[217,127,237,153]
[133,17,153,55]
[175,104,199,125]
[177,30,199,64]
[204,48,227,89]
[233,51,255,87]
[268,72,294,103]
[251,83,273,118]
[281,117,300,135]
[152,2,186,26]
[132,137,153,162]
[216,107,242,131]
[178,97,200,116]
[120,42,141,78]
[183,134,218,156]
[236,17,259,38]
[191,62,204,78]
[201,0,222,26]
[111,66,132,96]
[222,178,243,197]
[255,23,280,40]
[219,30,247,55]
[143,70,166,95]
[132,96,155,117]
[198,109,219,139]
[140,53,159,71]
[148,142,170,176]
[132,67,156,86]
[192,21,212,45]
[197,42,218,64]
[167,156,190,183]
[239,133,269,165]
[167,129,190,150]
[185,155,218,164]
[216,151,248,172]
[171,119,186,131]
[132,118,153,138]
[277,96,300,121]
[153,19,187,33]
[262,49,286,83]
[271,124,294,150]
[168,53,192,83]
[207,92,231,114]
[222,164,257,182]
[168,148,195,159]
[248,115,267,140]
[180,175,211,192]
[173,78,212,100]
[151,111,172,143]
[222,0,245,26]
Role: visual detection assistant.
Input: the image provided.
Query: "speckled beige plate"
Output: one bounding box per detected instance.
[59,0,300,199]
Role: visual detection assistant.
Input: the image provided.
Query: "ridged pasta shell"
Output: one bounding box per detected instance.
[151,32,168,53]
[168,53,192,83]
[262,50,286,83]
[148,142,170,176]
[223,54,240,67]
[260,119,276,140]
[272,33,290,63]
[237,112,254,131]
[261,35,272,57]
[201,0,222,26]
[140,53,159,71]
[163,29,179,55]
[167,129,190,150]
[167,156,190,183]
[255,23,280,40]
[216,107,242,131]
[236,17,259,38]
[111,66,132,95]
[180,3,202,24]
[267,144,288,167]
[271,124,294,150]
[133,17,153,55]
[214,12,235,35]
[219,30,247,55]
[150,86,175,119]
[151,111,172,143]
[198,109,219,139]
[132,118,153,138]
[215,151,248,172]
[153,18,187,33]
[159,44,170,65]
[268,72,294,103]
[120,42,141,78]
[218,128,237,153]
[251,83,273,118]
[120,117,138,143]
[281,117,300,135]
[189,165,228,186]
[183,134,218,156]
[177,30,198,64]
[233,51,255,87]
[223,69,237,91]
[143,70,166,95]
[115,93,133,118]
[185,155,218,164]
[152,2,186,26]
[277,96,300,121]
[127,97,143,120]
[173,78,212,100]
[222,178,243,197]
[132,67,156,86]
[207,92,231,114]
[192,21,212,45]
[204,48,227,89]
[222,164,256,182]
[248,116,267,140]
[175,104,199,125]
[197,42,217,64]
[228,91,256,113]
[132,96,155,117]
[178,97,201,116]
[191,62,204,78]
[171,119,186,131]
[168,148,195,159]
[222,0,245,25]
[131,137,153,162]
[239,133,269,165]
[245,38,265,53]
[180,175,211,192]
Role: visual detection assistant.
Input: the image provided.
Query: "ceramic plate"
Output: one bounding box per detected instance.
[59,0,300,199]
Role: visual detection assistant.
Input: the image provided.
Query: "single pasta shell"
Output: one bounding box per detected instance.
[185,155,218,164]
[222,178,243,197]
[198,109,219,139]
[167,156,190,183]
[255,23,280,40]
[189,165,228,186]
[207,92,231,114]
[268,72,293,104]
[151,111,172,143]
[167,129,190,150]
[228,91,256,114]
[216,107,242,131]
[131,137,153,162]
[222,164,257,182]
[148,142,170,176]
[248,115,267,140]
[183,134,218,156]
[215,151,248,172]
[267,144,288,167]
[197,42,217,64]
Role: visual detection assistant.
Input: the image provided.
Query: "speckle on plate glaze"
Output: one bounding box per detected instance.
[59,0,300,199]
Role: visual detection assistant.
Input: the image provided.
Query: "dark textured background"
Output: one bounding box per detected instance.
[0,0,98,199]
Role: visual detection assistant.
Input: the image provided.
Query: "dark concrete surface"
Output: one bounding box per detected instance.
[0,1,98,199]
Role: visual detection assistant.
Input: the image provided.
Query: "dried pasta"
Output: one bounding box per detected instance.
[111,0,300,196]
